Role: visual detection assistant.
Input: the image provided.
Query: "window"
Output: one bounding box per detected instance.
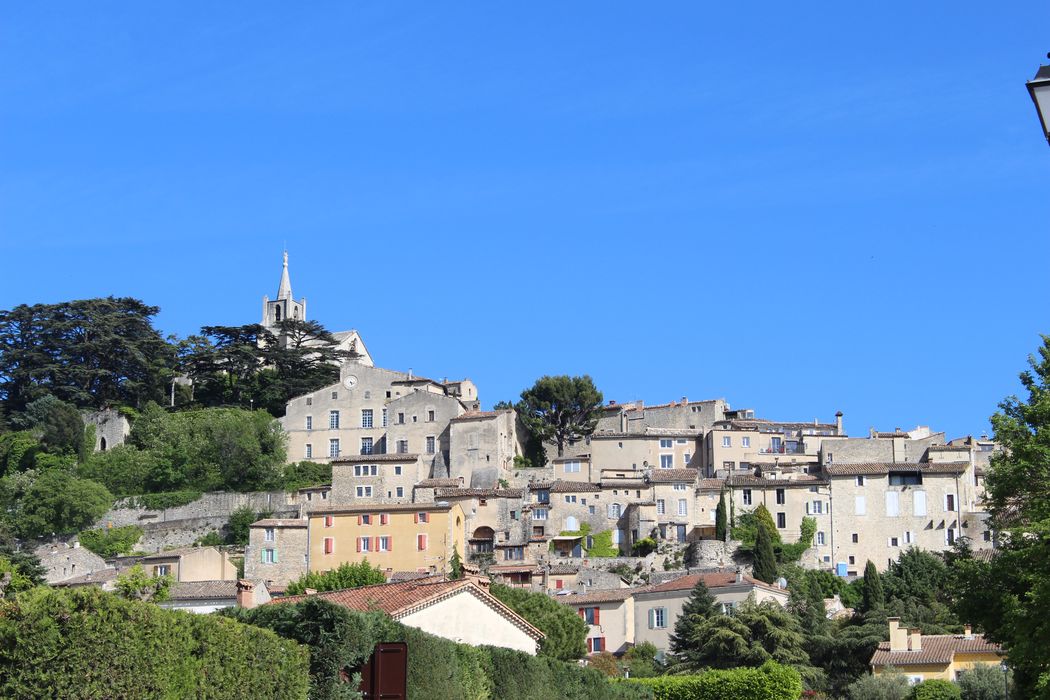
[808,500,823,515]
[581,607,599,624]
[382,408,388,427]
[564,460,581,473]
[354,464,378,476]
[816,531,826,546]
[777,512,786,528]
[534,508,549,520]
[427,409,435,422]
[742,489,752,506]
[417,534,428,551]
[722,436,732,447]
[379,513,389,525]
[415,512,429,523]
[659,438,673,449]
[684,453,691,464]
[649,607,667,629]
[396,439,408,454]
[913,491,927,516]
[608,503,622,518]
[426,436,436,454]
[904,531,914,544]
[673,483,687,491]
[358,537,371,552]
[536,490,550,504]
[394,465,402,475]
[305,415,313,431]
[657,499,666,515]
[588,505,596,514]
[855,496,866,516]
[264,528,275,542]
[505,547,524,560]
[356,486,373,497]
[306,397,313,406]
[678,499,687,516]
[889,472,922,486]
[397,412,405,425]
[660,454,674,469]
[889,536,900,547]
[323,537,334,554]
[775,488,786,504]
[329,439,340,457]
[361,409,373,428]
[329,411,340,429]
[886,491,900,517]
[856,475,865,487]
[361,514,372,525]
[564,495,577,504]
[379,536,391,552]
[946,528,957,546]
[852,533,859,543]
[945,494,956,512]
[849,555,856,565]
[324,515,334,528]
[564,516,579,530]
[305,443,313,459]
[723,461,735,470]
[741,436,751,448]
[259,547,278,564]
[396,487,404,497]
[155,564,170,577]
[361,437,373,455]
[331,391,338,400]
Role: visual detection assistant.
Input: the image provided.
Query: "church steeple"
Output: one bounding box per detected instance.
[277,251,293,300]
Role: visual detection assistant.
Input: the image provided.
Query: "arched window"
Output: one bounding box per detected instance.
[99,437,107,451]
[609,503,622,518]
[564,516,579,531]
[275,305,282,321]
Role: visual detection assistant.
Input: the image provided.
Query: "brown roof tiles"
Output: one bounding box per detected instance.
[870,634,1001,667]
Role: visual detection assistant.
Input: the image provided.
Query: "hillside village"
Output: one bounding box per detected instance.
[7,254,1013,697]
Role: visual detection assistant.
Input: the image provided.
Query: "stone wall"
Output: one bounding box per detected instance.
[83,409,131,452]
[95,491,298,530]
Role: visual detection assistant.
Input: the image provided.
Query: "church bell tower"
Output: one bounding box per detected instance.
[261,252,307,333]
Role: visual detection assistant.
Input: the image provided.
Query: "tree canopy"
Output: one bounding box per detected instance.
[489,583,587,661]
[516,375,603,458]
[285,561,386,595]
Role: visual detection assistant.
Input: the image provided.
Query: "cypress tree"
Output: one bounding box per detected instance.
[669,579,716,656]
[715,490,728,542]
[861,560,884,612]
[449,545,463,580]
[752,522,778,584]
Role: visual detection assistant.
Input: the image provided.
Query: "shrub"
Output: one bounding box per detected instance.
[227,505,272,545]
[490,583,588,660]
[78,525,143,557]
[195,530,225,547]
[632,537,657,556]
[628,662,802,700]
[957,663,1012,700]
[846,669,911,700]
[910,679,962,700]
[277,460,332,491]
[0,586,309,699]
[285,561,386,595]
[16,470,113,538]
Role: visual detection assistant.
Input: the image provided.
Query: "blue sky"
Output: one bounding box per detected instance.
[2,4,1048,439]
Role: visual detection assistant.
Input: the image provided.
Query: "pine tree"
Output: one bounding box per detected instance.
[861,560,884,612]
[669,579,716,656]
[715,490,728,542]
[752,522,778,584]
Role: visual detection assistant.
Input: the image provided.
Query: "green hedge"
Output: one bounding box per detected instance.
[227,598,649,700]
[627,662,802,700]
[0,587,309,699]
[78,525,143,557]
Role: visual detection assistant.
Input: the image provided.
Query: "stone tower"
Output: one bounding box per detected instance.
[261,251,307,332]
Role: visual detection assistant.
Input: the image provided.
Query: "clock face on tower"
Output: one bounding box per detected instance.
[343,375,358,390]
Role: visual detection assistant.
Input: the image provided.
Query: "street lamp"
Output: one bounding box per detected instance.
[1000,661,1009,700]
[1026,54,1050,145]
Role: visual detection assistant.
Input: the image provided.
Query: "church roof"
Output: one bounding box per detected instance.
[277,251,293,300]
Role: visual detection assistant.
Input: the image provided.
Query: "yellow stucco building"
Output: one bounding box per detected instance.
[308,503,465,576]
[871,618,1003,683]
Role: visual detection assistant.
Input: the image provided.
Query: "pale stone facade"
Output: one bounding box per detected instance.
[245,518,309,587]
[35,542,109,585]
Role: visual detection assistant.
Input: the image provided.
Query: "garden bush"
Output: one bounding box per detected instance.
[0,586,309,699]
[910,679,962,700]
[627,661,802,700]
[78,525,143,557]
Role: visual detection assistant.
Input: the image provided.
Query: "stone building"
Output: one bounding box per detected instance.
[34,542,109,585]
[245,518,309,587]
[702,412,844,477]
[448,409,527,488]
[83,409,131,453]
[590,430,703,473]
[595,398,729,435]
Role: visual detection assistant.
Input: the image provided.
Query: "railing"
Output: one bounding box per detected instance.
[759,445,807,454]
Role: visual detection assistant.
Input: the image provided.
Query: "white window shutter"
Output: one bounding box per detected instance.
[648,609,655,629]
[913,491,927,517]
[855,496,866,516]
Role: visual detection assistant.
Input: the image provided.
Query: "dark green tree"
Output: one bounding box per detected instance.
[77,445,164,496]
[449,545,463,579]
[752,522,778,584]
[226,505,271,546]
[14,396,87,458]
[715,490,728,542]
[285,561,387,595]
[489,583,587,660]
[0,298,174,415]
[861,560,885,613]
[16,470,112,538]
[516,375,603,457]
[909,679,962,700]
[950,337,1050,697]
[669,579,716,656]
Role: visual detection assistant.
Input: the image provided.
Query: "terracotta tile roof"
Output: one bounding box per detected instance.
[556,588,639,605]
[592,429,704,440]
[698,478,727,490]
[927,445,972,452]
[648,469,700,483]
[415,478,462,488]
[489,565,541,574]
[639,571,785,596]
[825,461,969,476]
[871,634,1002,667]
[716,419,837,432]
[552,455,591,463]
[332,454,420,464]
[52,568,119,587]
[251,519,307,529]
[600,479,649,489]
[274,578,544,641]
[548,564,579,575]
[168,580,239,601]
[550,480,601,493]
[388,571,431,582]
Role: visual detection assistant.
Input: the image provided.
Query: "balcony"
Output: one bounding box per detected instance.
[759,444,807,455]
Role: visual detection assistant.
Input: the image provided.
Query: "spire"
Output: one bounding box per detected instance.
[277,251,292,300]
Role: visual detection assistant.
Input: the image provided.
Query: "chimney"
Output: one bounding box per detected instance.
[407,368,413,380]
[908,628,922,652]
[964,624,973,639]
[236,580,255,609]
[681,397,688,405]
[835,411,843,435]
[735,569,743,584]
[888,618,908,652]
